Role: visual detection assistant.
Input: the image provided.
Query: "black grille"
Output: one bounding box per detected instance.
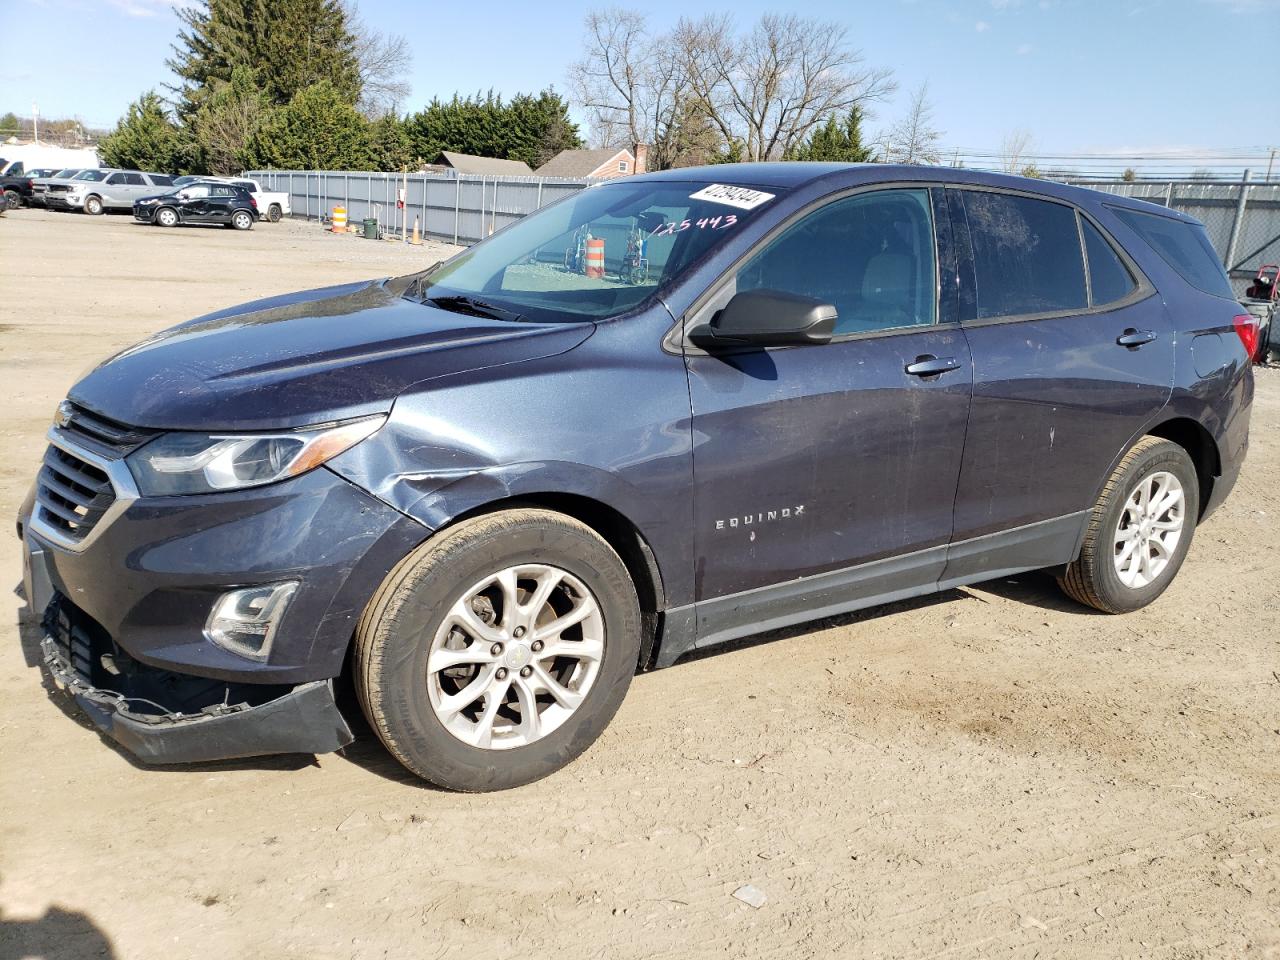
[35,445,116,544]
[47,184,69,193]
[59,402,156,456]
[44,594,97,686]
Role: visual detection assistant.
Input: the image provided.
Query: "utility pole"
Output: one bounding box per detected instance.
[31,103,38,143]
[1267,147,1276,183]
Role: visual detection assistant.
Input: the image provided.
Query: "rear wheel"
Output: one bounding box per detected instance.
[84,195,104,216]
[231,210,253,231]
[1058,437,1198,613]
[3,189,19,210]
[267,204,282,223]
[155,207,179,228]
[355,509,641,791]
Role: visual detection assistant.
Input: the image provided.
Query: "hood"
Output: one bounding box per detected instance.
[70,277,594,431]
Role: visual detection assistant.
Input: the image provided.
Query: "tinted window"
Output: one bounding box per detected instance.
[963,191,1087,318]
[1112,207,1233,299]
[124,173,146,186]
[1082,218,1136,306]
[233,181,255,190]
[106,173,126,185]
[149,174,175,186]
[737,189,937,335]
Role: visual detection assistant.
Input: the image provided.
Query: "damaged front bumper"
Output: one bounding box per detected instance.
[40,631,353,765]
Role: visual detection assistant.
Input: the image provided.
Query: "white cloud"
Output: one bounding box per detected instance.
[975,19,991,31]
[1016,43,1034,54]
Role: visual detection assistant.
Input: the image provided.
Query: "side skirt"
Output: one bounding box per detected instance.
[653,511,1087,669]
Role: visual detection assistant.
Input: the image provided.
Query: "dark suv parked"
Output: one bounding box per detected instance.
[134,181,258,230]
[19,164,1254,791]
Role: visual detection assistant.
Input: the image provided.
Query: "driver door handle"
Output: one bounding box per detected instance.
[905,355,962,377]
[1116,328,1157,347]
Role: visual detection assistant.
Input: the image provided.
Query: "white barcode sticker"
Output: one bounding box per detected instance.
[688,184,776,210]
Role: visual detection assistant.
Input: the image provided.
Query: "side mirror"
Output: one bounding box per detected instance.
[178,191,189,200]
[690,289,836,348]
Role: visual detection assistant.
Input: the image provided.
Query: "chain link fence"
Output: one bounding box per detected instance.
[1067,177,1280,296]
[244,169,592,246]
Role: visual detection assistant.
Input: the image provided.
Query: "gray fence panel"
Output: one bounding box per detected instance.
[245,169,593,246]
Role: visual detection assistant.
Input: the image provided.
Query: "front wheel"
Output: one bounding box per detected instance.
[1058,436,1198,613]
[84,195,104,216]
[155,207,179,228]
[355,509,641,791]
[3,189,19,210]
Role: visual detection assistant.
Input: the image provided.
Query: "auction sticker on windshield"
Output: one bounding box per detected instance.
[688,184,776,210]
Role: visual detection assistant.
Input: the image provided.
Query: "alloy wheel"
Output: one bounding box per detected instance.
[426,563,605,750]
[1113,470,1185,589]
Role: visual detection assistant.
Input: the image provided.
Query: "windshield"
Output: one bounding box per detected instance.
[409,180,782,323]
[74,170,109,182]
[53,169,80,179]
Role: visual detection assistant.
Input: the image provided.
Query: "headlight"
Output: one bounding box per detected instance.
[127,416,385,496]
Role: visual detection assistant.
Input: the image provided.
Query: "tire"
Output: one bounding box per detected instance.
[3,189,19,210]
[155,207,179,228]
[267,204,282,223]
[355,508,641,791]
[231,210,253,231]
[1058,436,1199,613]
[84,195,104,216]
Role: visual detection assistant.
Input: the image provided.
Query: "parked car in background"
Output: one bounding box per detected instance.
[134,180,258,230]
[47,169,177,215]
[23,168,61,183]
[173,174,290,221]
[0,159,23,176]
[1,172,34,209]
[18,164,1254,791]
[29,169,87,208]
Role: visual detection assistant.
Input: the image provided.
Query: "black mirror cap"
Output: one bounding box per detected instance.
[696,288,837,348]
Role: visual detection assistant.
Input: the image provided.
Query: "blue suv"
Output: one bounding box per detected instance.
[19,164,1255,790]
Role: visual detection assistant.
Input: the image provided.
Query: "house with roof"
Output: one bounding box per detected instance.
[431,151,534,176]
[535,144,648,180]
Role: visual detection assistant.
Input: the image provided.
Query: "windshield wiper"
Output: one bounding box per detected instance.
[424,294,526,323]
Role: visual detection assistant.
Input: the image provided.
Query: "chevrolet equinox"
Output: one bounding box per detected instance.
[19,164,1255,791]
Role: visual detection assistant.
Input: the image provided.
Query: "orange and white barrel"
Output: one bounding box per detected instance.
[331,206,347,233]
[585,237,605,278]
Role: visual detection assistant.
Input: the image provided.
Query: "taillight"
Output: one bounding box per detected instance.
[250,196,258,208]
[1232,314,1260,358]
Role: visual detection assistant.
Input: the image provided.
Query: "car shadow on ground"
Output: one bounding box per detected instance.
[0,898,118,960]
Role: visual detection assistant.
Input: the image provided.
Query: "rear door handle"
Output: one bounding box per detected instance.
[905,355,962,377]
[1116,328,1157,347]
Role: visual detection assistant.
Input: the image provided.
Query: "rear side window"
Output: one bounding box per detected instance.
[149,174,175,187]
[1111,207,1233,299]
[213,185,235,197]
[1081,219,1136,306]
[962,191,1087,318]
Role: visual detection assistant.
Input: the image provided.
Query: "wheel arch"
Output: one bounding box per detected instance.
[430,492,666,671]
[1143,416,1220,518]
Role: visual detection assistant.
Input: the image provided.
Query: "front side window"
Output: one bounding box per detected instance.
[735,189,937,335]
[1082,218,1136,306]
[412,180,783,323]
[1111,207,1233,299]
[182,185,210,199]
[963,191,1087,318]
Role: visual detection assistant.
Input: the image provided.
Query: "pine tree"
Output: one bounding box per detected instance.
[788,107,875,163]
[366,113,411,170]
[98,92,191,172]
[190,66,268,174]
[403,90,581,167]
[169,0,361,116]
[246,81,370,170]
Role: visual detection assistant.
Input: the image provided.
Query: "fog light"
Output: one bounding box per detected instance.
[204,582,298,661]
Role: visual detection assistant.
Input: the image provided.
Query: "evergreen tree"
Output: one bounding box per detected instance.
[98,91,191,172]
[366,113,412,170]
[246,81,370,170]
[788,107,875,162]
[404,89,581,167]
[169,0,361,116]
[190,66,269,174]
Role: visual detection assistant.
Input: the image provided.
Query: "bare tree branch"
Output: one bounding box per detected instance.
[1000,128,1034,173]
[346,3,413,117]
[881,82,943,165]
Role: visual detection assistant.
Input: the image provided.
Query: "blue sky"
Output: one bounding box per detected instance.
[2,0,1274,166]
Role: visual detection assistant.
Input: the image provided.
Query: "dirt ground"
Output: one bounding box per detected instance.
[1,208,1277,960]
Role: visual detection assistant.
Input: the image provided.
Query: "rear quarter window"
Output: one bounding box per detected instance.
[1082,218,1137,306]
[961,190,1088,318]
[1111,207,1233,299]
